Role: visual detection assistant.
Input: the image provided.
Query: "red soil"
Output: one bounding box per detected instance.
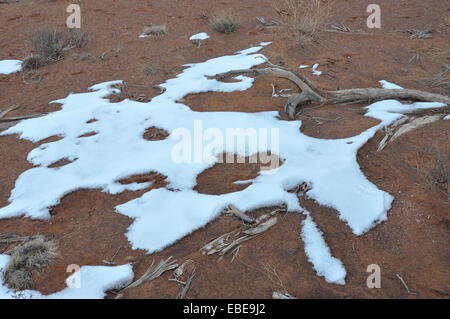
[0,0,448,298]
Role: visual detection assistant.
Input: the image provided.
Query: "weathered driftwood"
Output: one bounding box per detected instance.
[200,231,234,256]
[209,67,450,119]
[172,259,194,280]
[225,205,255,224]
[378,115,442,151]
[201,217,278,258]
[201,205,283,258]
[176,268,196,299]
[124,256,178,290]
[272,291,297,299]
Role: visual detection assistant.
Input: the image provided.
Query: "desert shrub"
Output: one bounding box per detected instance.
[274,0,332,46]
[30,26,67,60]
[66,29,89,49]
[21,54,47,70]
[23,26,89,70]
[4,236,57,290]
[142,25,167,37]
[424,64,450,93]
[427,144,449,188]
[417,142,450,202]
[210,14,240,34]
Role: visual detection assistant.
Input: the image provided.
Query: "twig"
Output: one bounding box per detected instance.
[110,245,122,262]
[230,245,241,263]
[102,245,122,264]
[396,273,417,295]
[176,268,196,299]
[169,278,186,285]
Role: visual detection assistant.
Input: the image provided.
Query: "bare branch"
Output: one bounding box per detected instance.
[210,66,450,119]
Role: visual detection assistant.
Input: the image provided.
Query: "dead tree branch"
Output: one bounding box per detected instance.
[209,67,450,119]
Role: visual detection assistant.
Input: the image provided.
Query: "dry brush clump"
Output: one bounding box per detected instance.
[210,13,240,34]
[22,26,89,70]
[141,25,167,37]
[425,143,450,198]
[424,64,450,94]
[274,0,333,46]
[3,235,57,290]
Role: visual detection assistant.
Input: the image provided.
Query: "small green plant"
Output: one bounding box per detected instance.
[210,14,240,34]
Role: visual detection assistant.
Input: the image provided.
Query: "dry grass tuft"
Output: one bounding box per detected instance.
[30,26,67,61]
[66,29,89,49]
[424,64,450,93]
[4,235,57,290]
[417,142,450,202]
[427,144,449,188]
[23,26,89,70]
[274,0,332,46]
[142,25,167,37]
[210,14,240,34]
[21,54,47,70]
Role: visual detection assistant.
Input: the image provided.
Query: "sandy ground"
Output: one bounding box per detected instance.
[0,0,449,298]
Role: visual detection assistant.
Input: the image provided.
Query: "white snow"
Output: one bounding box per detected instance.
[0,43,447,284]
[444,115,450,120]
[301,215,346,285]
[190,32,210,41]
[379,80,403,89]
[0,60,22,74]
[0,254,133,299]
[299,65,309,69]
[311,63,322,76]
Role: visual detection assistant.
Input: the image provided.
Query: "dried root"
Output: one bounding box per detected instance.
[123,256,178,290]
[200,206,285,259]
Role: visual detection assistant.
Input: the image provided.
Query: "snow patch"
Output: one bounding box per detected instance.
[379,80,403,89]
[0,254,133,299]
[301,215,346,285]
[190,32,210,40]
[0,60,22,74]
[0,44,447,282]
[311,63,322,76]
